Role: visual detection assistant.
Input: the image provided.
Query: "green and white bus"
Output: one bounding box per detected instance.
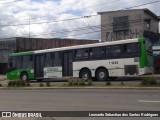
[7,38,153,81]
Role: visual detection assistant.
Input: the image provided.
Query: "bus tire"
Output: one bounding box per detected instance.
[96,68,108,81]
[79,69,91,80]
[20,72,28,81]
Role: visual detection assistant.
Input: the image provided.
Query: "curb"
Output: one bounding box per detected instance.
[0,87,160,90]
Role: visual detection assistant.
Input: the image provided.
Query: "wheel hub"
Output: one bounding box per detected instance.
[99,72,105,78]
[82,73,88,80]
[22,75,27,80]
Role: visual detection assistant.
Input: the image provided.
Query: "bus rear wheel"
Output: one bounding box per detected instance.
[79,69,91,80]
[96,68,108,81]
[20,72,28,81]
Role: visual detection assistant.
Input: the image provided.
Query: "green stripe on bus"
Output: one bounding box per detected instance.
[9,51,34,56]
[138,38,146,68]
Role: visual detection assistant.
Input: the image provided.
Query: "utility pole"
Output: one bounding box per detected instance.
[29,0,31,38]
[29,18,30,38]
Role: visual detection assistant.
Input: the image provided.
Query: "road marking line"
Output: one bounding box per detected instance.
[138,100,160,103]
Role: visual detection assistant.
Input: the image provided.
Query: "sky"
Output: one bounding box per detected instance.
[0,0,160,40]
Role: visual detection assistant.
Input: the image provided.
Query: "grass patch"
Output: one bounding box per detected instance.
[106,81,111,86]
[67,77,93,86]
[87,80,93,86]
[26,82,30,87]
[140,77,160,87]
[121,82,125,86]
[39,83,44,87]
[8,80,26,87]
[46,82,51,87]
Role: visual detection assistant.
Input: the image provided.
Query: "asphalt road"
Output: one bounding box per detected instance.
[0,89,159,111]
[0,89,159,120]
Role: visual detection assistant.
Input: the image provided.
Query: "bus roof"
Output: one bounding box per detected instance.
[9,38,143,56]
[34,38,140,54]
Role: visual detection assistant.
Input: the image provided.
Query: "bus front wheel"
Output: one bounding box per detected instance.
[96,68,108,81]
[79,69,91,80]
[20,72,28,81]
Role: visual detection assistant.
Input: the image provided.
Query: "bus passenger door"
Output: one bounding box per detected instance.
[62,51,73,77]
[35,54,45,79]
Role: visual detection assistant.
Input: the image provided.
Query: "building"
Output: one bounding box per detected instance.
[0,37,98,74]
[98,8,160,73]
[98,8,160,45]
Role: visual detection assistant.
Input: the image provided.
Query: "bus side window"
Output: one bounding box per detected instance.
[106,47,111,59]
[75,49,89,59]
[108,45,121,58]
[127,43,141,56]
[123,44,127,53]
[22,55,33,69]
[45,53,52,67]
[17,56,22,69]
[122,44,129,57]
[90,47,105,59]
[123,43,141,58]
[53,52,61,66]
[30,55,33,61]
[134,43,141,54]
[75,50,81,58]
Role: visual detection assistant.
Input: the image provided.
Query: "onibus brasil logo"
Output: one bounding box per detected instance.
[2,112,42,118]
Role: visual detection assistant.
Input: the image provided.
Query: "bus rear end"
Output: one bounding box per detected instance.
[138,38,154,75]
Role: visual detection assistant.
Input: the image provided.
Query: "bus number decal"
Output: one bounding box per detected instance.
[109,61,118,64]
